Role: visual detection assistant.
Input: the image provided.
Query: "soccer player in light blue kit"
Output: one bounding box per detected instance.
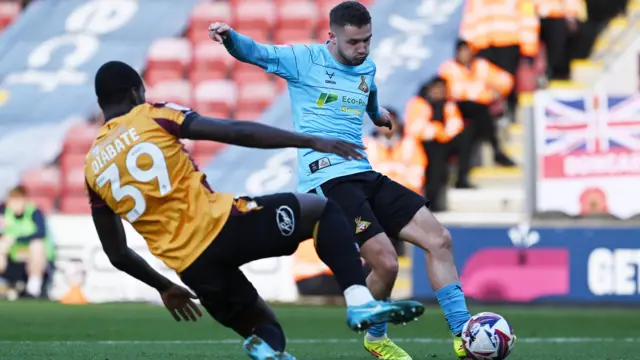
[210,2,473,359]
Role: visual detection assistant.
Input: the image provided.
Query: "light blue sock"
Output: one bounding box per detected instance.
[366,298,389,339]
[435,281,472,336]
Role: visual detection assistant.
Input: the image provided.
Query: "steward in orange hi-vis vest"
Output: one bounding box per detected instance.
[404,77,475,211]
[438,42,517,167]
[534,0,583,80]
[460,0,540,58]
[85,60,401,337]
[363,128,427,196]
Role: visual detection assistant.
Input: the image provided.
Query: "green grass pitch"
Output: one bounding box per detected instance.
[0,301,638,359]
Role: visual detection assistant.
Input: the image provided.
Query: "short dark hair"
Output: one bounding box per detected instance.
[418,76,446,97]
[330,1,371,28]
[455,39,470,52]
[94,61,143,108]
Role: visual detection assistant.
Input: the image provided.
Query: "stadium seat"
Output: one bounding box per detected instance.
[21,166,61,199]
[275,76,287,92]
[0,1,20,31]
[193,80,238,118]
[60,195,91,215]
[146,80,191,107]
[273,28,314,45]
[276,1,318,30]
[233,1,276,33]
[30,195,56,214]
[188,1,233,44]
[233,26,270,44]
[193,141,225,158]
[63,123,100,155]
[237,81,277,111]
[316,26,330,42]
[234,109,265,121]
[192,154,214,169]
[146,37,192,78]
[60,162,87,197]
[231,62,270,86]
[192,41,235,76]
[144,68,183,87]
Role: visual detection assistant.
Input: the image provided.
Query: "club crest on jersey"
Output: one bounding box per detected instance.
[358,75,369,93]
[355,217,370,234]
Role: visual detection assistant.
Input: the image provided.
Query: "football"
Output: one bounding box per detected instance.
[461,312,516,360]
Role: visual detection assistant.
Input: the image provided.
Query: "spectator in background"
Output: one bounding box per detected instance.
[535,0,582,80]
[460,0,539,116]
[364,108,427,196]
[439,40,516,167]
[0,186,55,299]
[404,77,468,212]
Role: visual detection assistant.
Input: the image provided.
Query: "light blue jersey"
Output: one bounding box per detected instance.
[224,31,382,193]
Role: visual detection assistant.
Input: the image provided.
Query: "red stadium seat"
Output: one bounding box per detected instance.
[0,2,20,30]
[192,154,214,169]
[192,41,235,75]
[144,67,183,87]
[231,62,270,86]
[63,123,100,155]
[233,27,270,44]
[273,28,314,45]
[60,162,87,197]
[275,77,288,92]
[189,68,227,87]
[233,1,276,33]
[30,196,56,214]
[316,26,331,42]
[193,141,225,158]
[234,109,265,121]
[146,80,192,107]
[60,196,91,215]
[21,166,61,198]
[276,1,318,30]
[146,37,192,77]
[188,1,233,44]
[193,80,238,118]
[237,81,277,111]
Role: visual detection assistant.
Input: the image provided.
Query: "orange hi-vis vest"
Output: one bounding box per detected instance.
[534,0,582,18]
[364,136,427,195]
[404,96,464,144]
[293,239,332,282]
[438,59,514,105]
[460,0,540,57]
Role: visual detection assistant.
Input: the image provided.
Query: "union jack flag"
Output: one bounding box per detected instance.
[542,93,640,156]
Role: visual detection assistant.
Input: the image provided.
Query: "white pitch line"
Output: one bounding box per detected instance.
[0,338,639,345]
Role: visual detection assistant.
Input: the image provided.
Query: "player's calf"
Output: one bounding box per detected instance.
[399,207,471,336]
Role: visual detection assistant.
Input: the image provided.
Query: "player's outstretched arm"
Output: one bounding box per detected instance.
[209,23,270,70]
[181,114,365,160]
[91,206,202,321]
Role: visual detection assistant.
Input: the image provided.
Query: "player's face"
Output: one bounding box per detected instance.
[332,24,372,66]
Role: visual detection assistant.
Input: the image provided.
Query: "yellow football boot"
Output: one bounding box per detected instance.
[453,335,467,359]
[364,337,412,360]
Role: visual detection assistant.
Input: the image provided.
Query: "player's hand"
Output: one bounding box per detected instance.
[374,107,392,130]
[309,137,366,160]
[209,22,232,44]
[160,284,203,322]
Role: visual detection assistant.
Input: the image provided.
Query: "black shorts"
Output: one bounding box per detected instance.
[310,171,427,245]
[180,193,307,327]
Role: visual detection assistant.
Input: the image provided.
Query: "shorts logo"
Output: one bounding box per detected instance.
[358,75,369,93]
[355,217,370,234]
[276,205,295,236]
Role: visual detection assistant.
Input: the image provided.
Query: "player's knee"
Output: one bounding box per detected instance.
[401,207,452,253]
[362,235,399,278]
